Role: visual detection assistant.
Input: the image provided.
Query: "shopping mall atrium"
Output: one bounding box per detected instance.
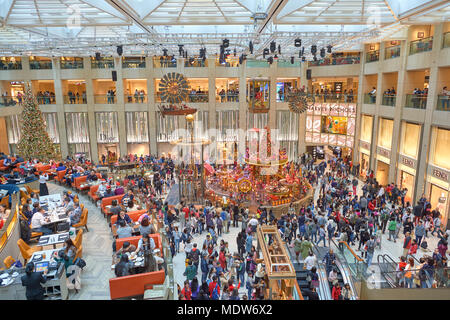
[0,0,448,302]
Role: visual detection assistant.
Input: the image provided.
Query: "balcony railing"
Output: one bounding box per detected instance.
[91,61,114,69]
[405,94,427,109]
[246,60,269,68]
[216,93,239,102]
[125,94,148,103]
[409,37,433,55]
[30,60,52,69]
[61,61,84,69]
[94,94,116,104]
[385,45,401,60]
[153,57,177,68]
[184,58,207,67]
[63,95,86,104]
[122,60,146,68]
[0,96,21,107]
[308,55,360,66]
[277,60,301,67]
[187,93,209,103]
[443,32,450,49]
[0,61,22,70]
[215,60,239,67]
[36,94,56,104]
[312,93,357,103]
[381,94,396,106]
[436,95,450,111]
[364,93,376,104]
[365,50,379,63]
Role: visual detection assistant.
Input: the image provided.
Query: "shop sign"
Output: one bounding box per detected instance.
[439,197,446,203]
[360,140,370,150]
[401,156,415,169]
[432,168,449,182]
[377,147,390,158]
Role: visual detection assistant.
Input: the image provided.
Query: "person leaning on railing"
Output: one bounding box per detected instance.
[441,86,449,110]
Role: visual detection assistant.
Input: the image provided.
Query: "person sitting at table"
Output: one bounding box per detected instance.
[153,249,165,270]
[21,262,48,300]
[109,199,121,216]
[138,216,153,237]
[115,254,131,277]
[56,162,66,171]
[30,192,39,205]
[62,238,78,259]
[116,220,133,239]
[122,189,134,207]
[116,210,132,226]
[31,208,52,235]
[97,181,107,199]
[114,182,124,196]
[0,204,10,221]
[38,171,49,196]
[22,203,34,223]
[0,174,7,184]
[63,197,75,214]
[126,200,139,212]
[135,234,156,254]
[103,185,115,198]
[69,202,82,226]
[113,241,136,258]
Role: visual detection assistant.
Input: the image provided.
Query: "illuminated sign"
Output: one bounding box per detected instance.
[432,168,449,182]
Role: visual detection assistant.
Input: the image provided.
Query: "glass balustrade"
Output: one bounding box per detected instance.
[382,94,396,106]
[405,94,427,109]
[436,95,450,111]
[409,37,433,55]
[309,56,360,66]
[30,60,53,69]
[385,46,401,60]
[364,93,376,104]
[365,50,379,63]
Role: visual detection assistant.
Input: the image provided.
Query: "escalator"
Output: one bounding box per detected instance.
[286,243,331,300]
[376,253,421,288]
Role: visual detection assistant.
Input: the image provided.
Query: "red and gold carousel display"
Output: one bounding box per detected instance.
[206,127,311,211]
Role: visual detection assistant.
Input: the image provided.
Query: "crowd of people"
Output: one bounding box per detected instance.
[36,91,56,104]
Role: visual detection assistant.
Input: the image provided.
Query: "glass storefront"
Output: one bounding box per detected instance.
[361,115,373,143]
[432,127,450,170]
[376,160,389,186]
[360,152,370,178]
[429,184,449,229]
[401,122,421,158]
[378,118,393,150]
[399,170,415,204]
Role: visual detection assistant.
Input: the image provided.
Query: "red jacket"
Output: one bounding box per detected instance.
[208,281,220,298]
[181,287,192,300]
[219,252,227,269]
[332,286,341,300]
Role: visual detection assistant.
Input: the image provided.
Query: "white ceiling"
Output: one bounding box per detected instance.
[0,0,448,58]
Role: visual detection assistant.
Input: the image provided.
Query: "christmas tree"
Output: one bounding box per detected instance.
[17,87,58,161]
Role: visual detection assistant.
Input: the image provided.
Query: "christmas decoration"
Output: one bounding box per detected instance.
[17,86,59,161]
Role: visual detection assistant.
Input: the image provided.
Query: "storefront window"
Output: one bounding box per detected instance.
[401,122,421,158]
[430,184,448,228]
[361,115,373,143]
[433,127,450,170]
[216,110,239,142]
[399,170,415,203]
[360,153,370,177]
[376,160,389,186]
[378,118,393,150]
[126,112,149,143]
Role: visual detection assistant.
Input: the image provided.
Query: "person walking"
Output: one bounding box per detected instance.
[414,220,425,247]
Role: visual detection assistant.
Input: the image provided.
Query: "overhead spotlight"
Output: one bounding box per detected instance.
[294,38,302,47]
[249,41,253,54]
[163,48,168,56]
[311,45,317,55]
[278,44,281,54]
[327,45,333,53]
[270,41,276,53]
[320,48,325,58]
[290,56,294,64]
[267,56,273,64]
[95,52,101,61]
[223,38,229,48]
[117,45,123,56]
[263,48,270,58]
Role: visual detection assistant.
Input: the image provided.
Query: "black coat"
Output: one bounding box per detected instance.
[21,272,47,300]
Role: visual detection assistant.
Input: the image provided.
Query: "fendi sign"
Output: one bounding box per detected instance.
[432,168,449,182]
[377,147,390,158]
[360,140,371,150]
[400,156,415,169]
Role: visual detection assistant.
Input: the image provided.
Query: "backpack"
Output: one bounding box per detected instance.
[211,283,220,300]
[420,241,428,249]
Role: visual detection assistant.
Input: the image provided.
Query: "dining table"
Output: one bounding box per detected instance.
[38,232,70,249]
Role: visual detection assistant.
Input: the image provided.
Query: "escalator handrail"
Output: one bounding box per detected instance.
[310,241,332,300]
[337,240,364,262]
[293,279,305,300]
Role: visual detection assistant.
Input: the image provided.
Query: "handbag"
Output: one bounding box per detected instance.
[74,257,87,269]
